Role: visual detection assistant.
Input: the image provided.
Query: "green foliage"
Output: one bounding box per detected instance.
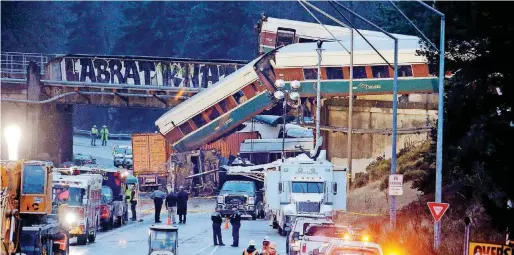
[353,142,432,190]
[413,2,514,232]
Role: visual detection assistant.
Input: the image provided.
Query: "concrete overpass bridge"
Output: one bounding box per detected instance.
[0,52,437,166]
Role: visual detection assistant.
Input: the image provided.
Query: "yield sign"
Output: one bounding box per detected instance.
[427,202,450,222]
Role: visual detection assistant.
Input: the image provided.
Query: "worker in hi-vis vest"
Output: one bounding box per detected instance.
[90,125,98,146]
[100,125,109,146]
[128,184,137,221]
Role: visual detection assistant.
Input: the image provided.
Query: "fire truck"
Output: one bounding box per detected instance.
[0,160,69,255]
[52,169,102,245]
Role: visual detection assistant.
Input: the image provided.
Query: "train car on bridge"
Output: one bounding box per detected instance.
[256,16,421,54]
[155,33,437,153]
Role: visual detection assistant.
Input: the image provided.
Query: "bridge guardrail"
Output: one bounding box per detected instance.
[73,128,132,140]
[1,52,51,76]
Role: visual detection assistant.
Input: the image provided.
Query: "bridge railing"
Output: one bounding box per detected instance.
[73,128,132,140]
[1,52,50,76]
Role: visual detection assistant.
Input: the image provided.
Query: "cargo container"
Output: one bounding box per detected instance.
[132,133,172,192]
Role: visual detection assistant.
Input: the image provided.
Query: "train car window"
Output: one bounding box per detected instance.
[178,122,194,136]
[299,37,317,43]
[276,28,296,47]
[192,114,207,129]
[233,91,248,104]
[352,66,367,79]
[326,67,344,80]
[399,65,413,77]
[205,106,221,121]
[371,65,390,78]
[303,68,318,80]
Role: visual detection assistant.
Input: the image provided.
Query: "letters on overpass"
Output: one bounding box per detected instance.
[47,54,247,88]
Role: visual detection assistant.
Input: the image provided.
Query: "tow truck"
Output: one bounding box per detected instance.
[0,160,69,255]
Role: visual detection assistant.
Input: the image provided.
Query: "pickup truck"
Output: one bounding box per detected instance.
[312,240,384,255]
[287,217,334,255]
[216,180,265,220]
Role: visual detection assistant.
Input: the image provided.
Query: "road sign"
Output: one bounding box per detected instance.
[468,242,513,255]
[388,174,403,196]
[427,202,449,223]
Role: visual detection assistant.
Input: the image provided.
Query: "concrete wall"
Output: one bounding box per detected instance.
[321,98,438,177]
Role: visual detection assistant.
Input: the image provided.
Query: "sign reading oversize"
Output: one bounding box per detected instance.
[469,242,512,255]
[47,55,246,88]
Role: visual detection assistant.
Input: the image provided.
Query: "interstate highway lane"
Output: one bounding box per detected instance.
[70,210,287,255]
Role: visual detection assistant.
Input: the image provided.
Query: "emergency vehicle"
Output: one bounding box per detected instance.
[311,239,384,255]
[52,170,102,245]
[287,216,334,255]
[293,223,355,255]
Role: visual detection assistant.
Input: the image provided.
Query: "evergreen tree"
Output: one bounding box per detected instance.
[413,2,514,231]
[67,2,108,54]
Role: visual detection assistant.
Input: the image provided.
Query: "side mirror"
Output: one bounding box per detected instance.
[83,199,88,205]
[333,182,337,194]
[293,231,300,240]
[313,249,320,255]
[278,182,283,193]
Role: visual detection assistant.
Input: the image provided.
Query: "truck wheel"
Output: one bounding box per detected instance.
[251,214,257,220]
[88,229,96,243]
[278,226,283,235]
[77,235,87,245]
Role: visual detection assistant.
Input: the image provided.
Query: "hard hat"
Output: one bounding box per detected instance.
[269,242,277,248]
[249,240,255,246]
[263,236,270,241]
[93,125,96,127]
[103,125,107,127]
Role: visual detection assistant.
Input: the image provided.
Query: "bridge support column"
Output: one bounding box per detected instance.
[1,62,73,164]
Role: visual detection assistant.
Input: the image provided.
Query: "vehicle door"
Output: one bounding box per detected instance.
[265,170,280,210]
[332,171,347,211]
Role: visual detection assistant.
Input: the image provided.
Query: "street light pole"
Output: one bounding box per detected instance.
[282,99,287,161]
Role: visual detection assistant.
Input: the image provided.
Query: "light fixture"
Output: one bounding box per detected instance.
[274,91,285,100]
[289,92,300,101]
[4,125,21,161]
[275,79,285,88]
[291,80,301,89]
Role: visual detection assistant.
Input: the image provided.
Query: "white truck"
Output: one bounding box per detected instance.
[265,150,347,236]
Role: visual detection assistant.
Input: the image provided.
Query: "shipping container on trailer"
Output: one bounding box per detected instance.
[131,133,172,192]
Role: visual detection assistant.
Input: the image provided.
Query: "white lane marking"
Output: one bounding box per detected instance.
[193,244,214,255]
[206,245,219,255]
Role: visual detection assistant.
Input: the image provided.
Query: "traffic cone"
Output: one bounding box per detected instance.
[224,217,229,230]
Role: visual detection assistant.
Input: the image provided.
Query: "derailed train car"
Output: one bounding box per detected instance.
[156,25,438,153]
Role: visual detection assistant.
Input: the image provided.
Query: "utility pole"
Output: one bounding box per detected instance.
[316,41,323,143]
[390,39,399,230]
[347,14,354,187]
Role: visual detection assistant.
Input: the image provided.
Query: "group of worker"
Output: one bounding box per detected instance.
[211,207,278,255]
[90,125,109,146]
[150,186,188,224]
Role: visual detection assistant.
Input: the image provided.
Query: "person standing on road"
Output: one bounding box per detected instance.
[113,195,125,227]
[211,207,225,246]
[90,125,98,146]
[230,207,242,247]
[261,236,271,255]
[165,189,178,224]
[129,184,137,221]
[150,188,166,223]
[177,186,188,224]
[242,240,259,255]
[100,125,109,146]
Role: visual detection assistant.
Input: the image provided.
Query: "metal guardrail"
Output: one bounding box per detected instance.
[1,52,50,76]
[73,128,132,140]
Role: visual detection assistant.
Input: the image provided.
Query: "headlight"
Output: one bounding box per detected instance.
[248,196,255,204]
[217,195,224,203]
[65,213,76,224]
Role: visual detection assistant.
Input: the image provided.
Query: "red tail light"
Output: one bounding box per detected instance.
[302,243,306,253]
[72,169,80,175]
[100,205,110,218]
